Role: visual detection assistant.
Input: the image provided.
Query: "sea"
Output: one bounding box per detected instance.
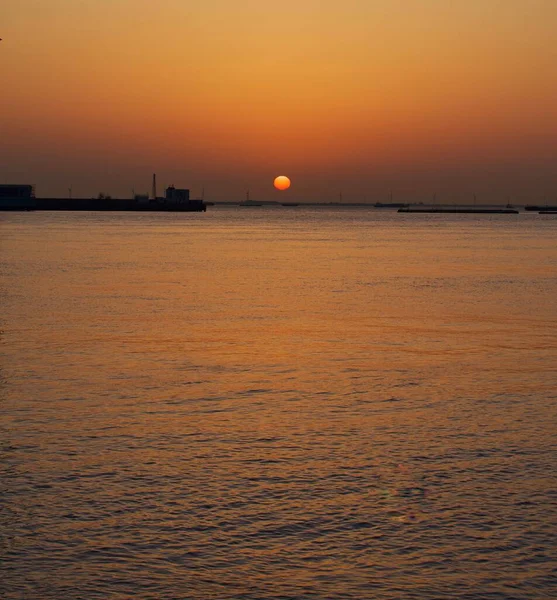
[1,207,556,599]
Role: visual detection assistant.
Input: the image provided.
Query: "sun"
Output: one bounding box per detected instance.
[273,175,291,191]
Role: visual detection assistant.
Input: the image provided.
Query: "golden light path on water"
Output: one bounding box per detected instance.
[1,208,556,599]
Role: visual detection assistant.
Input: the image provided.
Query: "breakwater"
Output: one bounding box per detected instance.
[0,197,206,212]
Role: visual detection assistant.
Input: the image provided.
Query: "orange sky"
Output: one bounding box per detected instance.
[1,0,556,202]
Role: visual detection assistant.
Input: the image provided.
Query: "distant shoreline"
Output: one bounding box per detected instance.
[0,197,206,212]
[2,199,557,214]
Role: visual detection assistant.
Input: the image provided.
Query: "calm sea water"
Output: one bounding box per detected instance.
[1,208,556,599]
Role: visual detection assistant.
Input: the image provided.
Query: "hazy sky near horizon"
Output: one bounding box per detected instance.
[1,0,556,202]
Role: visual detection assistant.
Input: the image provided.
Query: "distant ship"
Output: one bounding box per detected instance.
[525,205,557,212]
[239,190,263,207]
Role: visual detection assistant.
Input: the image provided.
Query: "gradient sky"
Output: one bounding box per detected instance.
[1,0,556,202]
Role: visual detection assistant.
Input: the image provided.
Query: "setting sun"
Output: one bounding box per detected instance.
[274,176,291,191]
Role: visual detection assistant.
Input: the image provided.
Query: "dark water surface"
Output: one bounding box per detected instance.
[1,208,556,599]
